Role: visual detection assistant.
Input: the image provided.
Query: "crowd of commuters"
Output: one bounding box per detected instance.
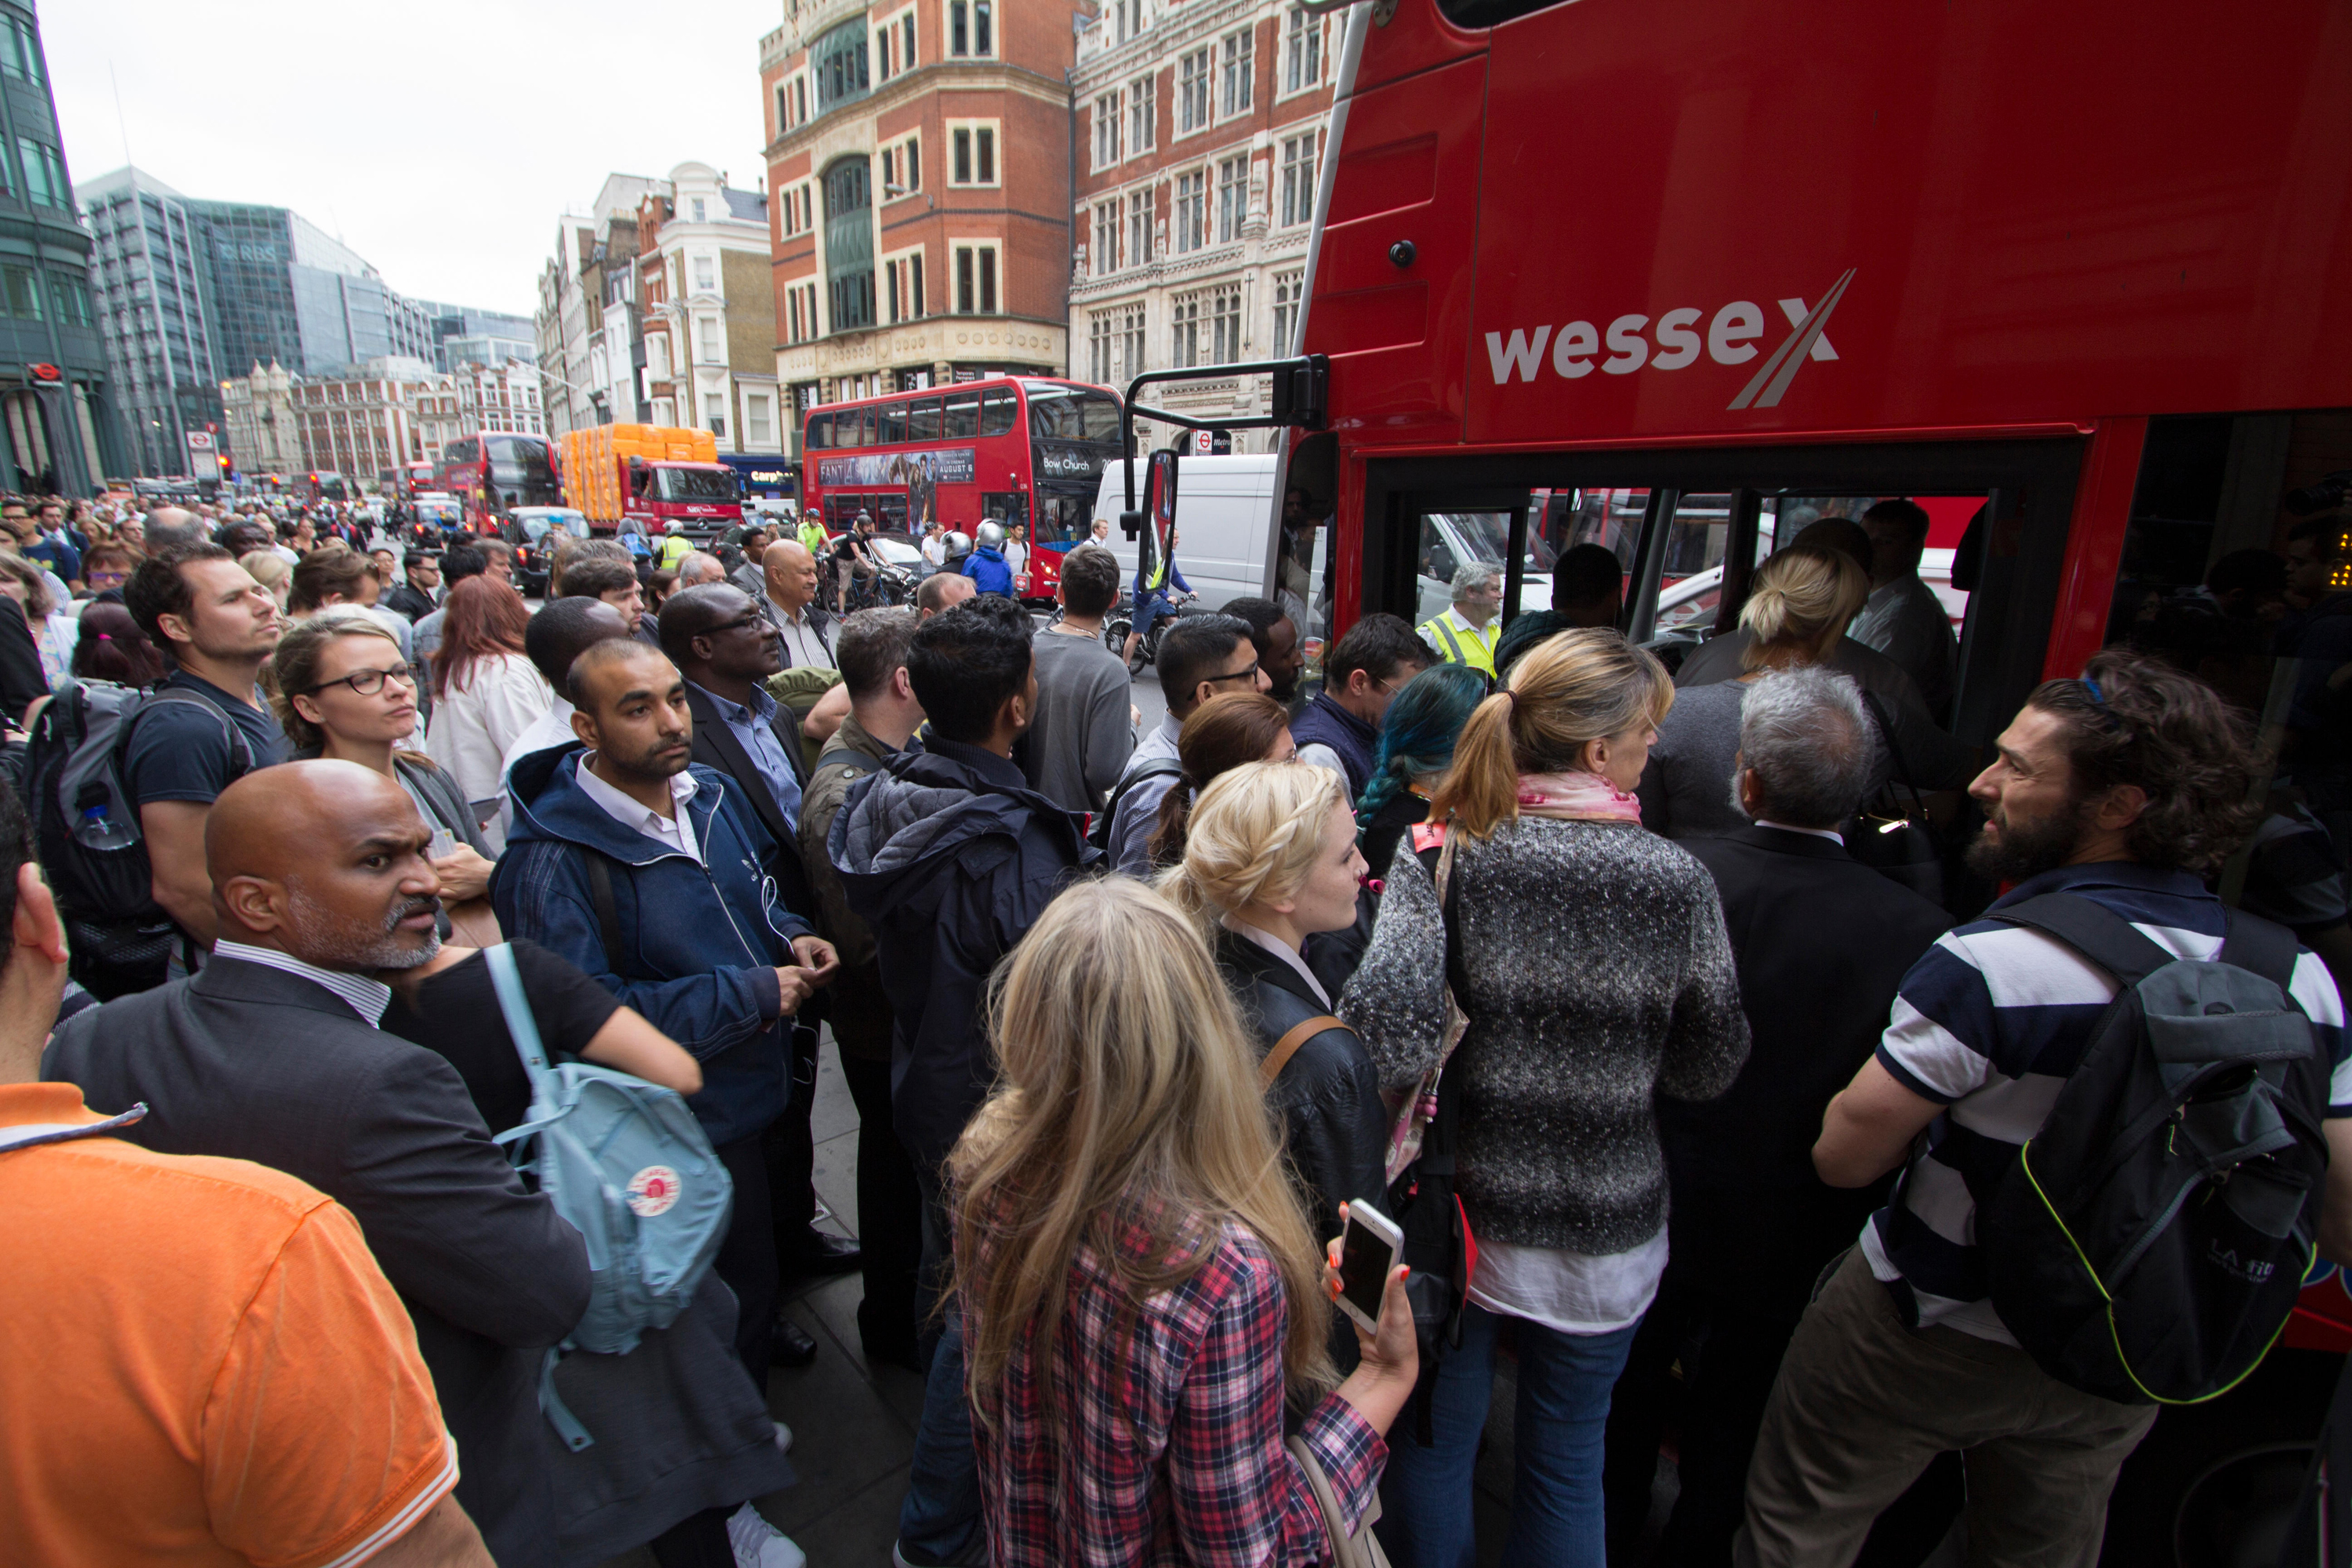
[2,480,2349,1568]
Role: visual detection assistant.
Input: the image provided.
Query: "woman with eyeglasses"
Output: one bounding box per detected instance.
[271,606,500,939]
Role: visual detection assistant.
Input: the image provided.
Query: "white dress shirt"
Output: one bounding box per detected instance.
[572,755,703,863]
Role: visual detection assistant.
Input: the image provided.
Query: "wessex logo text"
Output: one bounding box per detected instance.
[1483,269,1855,410]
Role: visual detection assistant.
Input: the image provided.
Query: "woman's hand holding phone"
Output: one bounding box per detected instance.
[1324,1201,1421,1438]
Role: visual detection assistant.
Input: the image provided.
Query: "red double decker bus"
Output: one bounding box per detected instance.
[1221,0,2350,1556]
[800,377,1123,596]
[434,431,562,531]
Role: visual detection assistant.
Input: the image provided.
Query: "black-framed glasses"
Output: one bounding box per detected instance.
[1205,662,1262,688]
[308,664,416,698]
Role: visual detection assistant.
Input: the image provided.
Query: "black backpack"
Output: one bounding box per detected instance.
[22,681,254,999]
[1969,893,2328,1406]
[1087,757,1185,855]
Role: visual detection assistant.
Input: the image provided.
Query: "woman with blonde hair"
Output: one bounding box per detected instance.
[238,548,292,612]
[1343,627,1748,1568]
[953,876,1417,1566]
[1640,543,1972,838]
[1160,759,1384,1247]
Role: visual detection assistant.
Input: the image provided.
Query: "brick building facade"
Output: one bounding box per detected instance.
[760,0,1076,461]
[1068,1,1333,452]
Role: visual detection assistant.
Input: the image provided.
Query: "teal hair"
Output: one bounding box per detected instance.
[1355,663,1491,829]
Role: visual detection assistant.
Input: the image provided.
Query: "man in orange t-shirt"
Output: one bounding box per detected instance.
[0,786,492,1568]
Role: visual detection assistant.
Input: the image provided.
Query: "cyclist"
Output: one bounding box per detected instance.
[836,510,884,612]
[1121,527,1192,673]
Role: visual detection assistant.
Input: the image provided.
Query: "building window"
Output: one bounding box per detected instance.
[698,315,720,361]
[1112,0,1145,42]
[953,244,1000,314]
[881,137,921,197]
[814,19,871,113]
[1090,312,1116,384]
[646,332,671,380]
[1170,292,1201,368]
[1272,268,1305,353]
[1216,154,1248,245]
[1279,132,1317,227]
[949,0,993,56]
[693,255,715,292]
[2,16,44,85]
[1130,74,1156,153]
[746,391,775,446]
[884,250,925,322]
[1173,169,1206,253]
[16,140,64,209]
[1178,49,1210,135]
[1220,28,1254,118]
[1093,199,1122,277]
[1093,91,1122,170]
[824,157,877,332]
[902,12,917,71]
[1210,285,1243,363]
[949,123,998,187]
[702,393,728,437]
[1284,9,1322,93]
[1128,189,1153,267]
[1122,304,1147,380]
[691,198,707,223]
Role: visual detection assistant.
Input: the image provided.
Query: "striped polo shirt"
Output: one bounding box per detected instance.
[1860,861,2351,1345]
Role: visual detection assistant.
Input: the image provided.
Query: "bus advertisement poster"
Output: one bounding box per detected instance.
[815,447,976,488]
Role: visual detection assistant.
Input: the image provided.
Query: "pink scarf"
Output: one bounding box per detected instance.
[1515,770,1644,825]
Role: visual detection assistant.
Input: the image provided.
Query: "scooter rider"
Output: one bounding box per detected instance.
[960,522,1017,598]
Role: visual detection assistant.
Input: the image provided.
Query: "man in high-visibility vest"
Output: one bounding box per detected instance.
[1418,562,1504,677]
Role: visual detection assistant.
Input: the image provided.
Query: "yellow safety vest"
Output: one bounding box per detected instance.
[1418,612,1498,677]
[658,533,695,570]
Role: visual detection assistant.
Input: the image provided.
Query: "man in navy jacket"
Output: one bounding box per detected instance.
[496,638,837,1376]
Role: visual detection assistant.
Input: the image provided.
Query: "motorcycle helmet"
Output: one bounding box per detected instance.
[665,517,685,534]
[975,521,1006,550]
[944,529,973,560]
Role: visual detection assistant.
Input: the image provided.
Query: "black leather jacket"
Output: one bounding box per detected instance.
[1215,928,1390,1241]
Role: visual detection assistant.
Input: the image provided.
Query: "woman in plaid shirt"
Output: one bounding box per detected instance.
[950,877,1421,1566]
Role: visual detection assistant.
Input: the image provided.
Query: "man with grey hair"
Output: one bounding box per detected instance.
[675,550,728,590]
[1603,665,1951,1564]
[1417,560,1504,676]
[142,506,208,554]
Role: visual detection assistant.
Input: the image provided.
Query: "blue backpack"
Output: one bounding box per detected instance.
[484,945,731,1446]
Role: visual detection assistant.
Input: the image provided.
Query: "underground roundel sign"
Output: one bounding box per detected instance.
[626,1165,683,1218]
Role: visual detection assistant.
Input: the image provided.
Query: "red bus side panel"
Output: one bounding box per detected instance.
[1379,0,2352,450]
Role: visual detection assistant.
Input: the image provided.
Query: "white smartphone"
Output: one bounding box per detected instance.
[1335,1200,1404,1335]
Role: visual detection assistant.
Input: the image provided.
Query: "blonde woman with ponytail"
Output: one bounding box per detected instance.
[1641,543,1971,837]
[949,877,1417,1566]
[1160,760,1385,1248]
[1341,627,1749,1568]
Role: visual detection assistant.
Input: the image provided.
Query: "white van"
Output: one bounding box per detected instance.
[1091,455,1280,612]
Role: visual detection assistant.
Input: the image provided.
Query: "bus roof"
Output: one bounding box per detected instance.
[804,376,1118,416]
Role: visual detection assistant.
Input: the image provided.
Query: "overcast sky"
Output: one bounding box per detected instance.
[45,0,780,318]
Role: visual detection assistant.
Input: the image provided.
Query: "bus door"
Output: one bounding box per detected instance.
[1355,434,2088,804]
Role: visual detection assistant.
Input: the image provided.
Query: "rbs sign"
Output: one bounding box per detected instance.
[1483,269,1855,411]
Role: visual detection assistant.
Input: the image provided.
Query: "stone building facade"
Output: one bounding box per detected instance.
[760,0,1075,461]
[1067,0,1334,452]
[633,163,784,455]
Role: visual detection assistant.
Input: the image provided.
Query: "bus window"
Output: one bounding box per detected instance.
[855,407,879,448]
[1024,383,1122,442]
[1416,509,1559,626]
[880,401,909,445]
[944,388,981,439]
[982,492,1029,532]
[980,388,1019,437]
[909,397,944,442]
[804,414,830,451]
[2100,411,2352,926]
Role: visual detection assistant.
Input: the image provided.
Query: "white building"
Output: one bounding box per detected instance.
[634,162,784,455]
[535,173,655,438]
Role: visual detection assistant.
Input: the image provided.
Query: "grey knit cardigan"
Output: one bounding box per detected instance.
[1339,816,1750,1255]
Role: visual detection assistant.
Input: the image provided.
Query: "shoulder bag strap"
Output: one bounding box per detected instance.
[128,689,254,778]
[1857,689,1926,818]
[2216,906,2302,993]
[1991,891,2176,988]
[1260,1014,1346,1091]
[484,942,561,1111]
[0,1103,147,1155]
[582,852,625,978]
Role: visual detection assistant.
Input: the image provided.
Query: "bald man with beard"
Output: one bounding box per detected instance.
[45,760,591,1568]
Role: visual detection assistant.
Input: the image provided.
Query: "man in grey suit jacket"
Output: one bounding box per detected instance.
[45,760,591,1568]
